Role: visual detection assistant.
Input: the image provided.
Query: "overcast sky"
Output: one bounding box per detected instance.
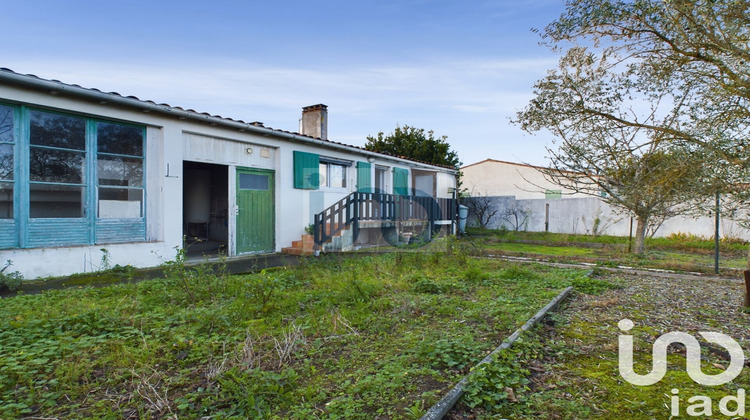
[1,0,567,167]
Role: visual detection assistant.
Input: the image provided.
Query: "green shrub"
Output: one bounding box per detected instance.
[0,260,23,292]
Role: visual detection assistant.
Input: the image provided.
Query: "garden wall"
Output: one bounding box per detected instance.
[464,195,750,240]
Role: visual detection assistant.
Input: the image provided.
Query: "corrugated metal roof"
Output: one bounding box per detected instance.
[0,67,457,172]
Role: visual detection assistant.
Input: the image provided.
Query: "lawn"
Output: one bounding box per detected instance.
[0,250,596,419]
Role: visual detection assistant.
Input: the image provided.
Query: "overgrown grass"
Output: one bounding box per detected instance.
[0,252,595,419]
[467,229,748,272]
[468,228,749,253]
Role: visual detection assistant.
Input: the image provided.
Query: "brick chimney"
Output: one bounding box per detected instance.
[301,104,328,140]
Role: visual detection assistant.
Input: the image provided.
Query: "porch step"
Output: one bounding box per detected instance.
[281,246,308,256]
[282,234,315,256]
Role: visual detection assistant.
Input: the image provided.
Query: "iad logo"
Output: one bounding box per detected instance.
[618,318,744,386]
[617,319,747,417]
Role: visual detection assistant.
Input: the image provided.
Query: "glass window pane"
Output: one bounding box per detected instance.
[98,155,143,187]
[239,173,269,190]
[98,188,143,218]
[30,110,85,150]
[30,148,85,184]
[319,163,327,187]
[0,104,14,143]
[97,122,144,156]
[30,184,84,218]
[0,182,11,219]
[329,164,346,188]
[0,144,12,181]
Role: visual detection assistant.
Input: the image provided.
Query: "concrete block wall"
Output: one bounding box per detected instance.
[464,195,750,240]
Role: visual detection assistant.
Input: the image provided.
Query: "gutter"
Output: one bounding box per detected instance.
[0,69,457,174]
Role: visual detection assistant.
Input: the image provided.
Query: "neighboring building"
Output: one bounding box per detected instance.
[0,69,457,279]
[461,158,750,239]
[461,159,589,199]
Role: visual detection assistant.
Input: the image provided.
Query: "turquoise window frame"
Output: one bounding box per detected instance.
[0,102,147,249]
[0,105,19,248]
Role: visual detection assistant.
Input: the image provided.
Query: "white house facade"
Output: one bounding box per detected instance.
[0,69,457,279]
[461,159,750,240]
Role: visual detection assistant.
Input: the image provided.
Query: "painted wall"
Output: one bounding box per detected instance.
[0,82,456,279]
[461,159,587,199]
[464,195,750,240]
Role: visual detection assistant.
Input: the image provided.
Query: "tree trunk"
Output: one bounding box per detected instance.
[633,216,648,255]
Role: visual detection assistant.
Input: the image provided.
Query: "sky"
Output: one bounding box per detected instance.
[0,0,568,167]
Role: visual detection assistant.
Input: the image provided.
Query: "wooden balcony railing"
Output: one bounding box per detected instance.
[313,192,457,246]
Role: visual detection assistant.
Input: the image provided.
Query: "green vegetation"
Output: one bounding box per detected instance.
[0,260,24,292]
[0,252,592,419]
[467,272,750,419]
[467,229,748,272]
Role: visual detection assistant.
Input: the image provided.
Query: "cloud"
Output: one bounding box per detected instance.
[3,55,558,165]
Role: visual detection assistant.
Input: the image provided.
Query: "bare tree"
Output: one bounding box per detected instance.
[464,194,499,229]
[501,204,531,232]
[516,0,750,254]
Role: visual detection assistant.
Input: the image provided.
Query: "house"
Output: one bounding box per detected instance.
[461,159,589,199]
[0,69,457,279]
[461,159,750,239]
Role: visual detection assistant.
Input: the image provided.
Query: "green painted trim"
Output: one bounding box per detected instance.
[236,167,276,253]
[356,161,371,193]
[545,189,562,199]
[293,151,320,189]
[393,167,409,196]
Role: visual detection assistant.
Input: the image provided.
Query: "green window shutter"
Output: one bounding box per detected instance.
[356,161,371,192]
[393,167,409,196]
[545,189,562,199]
[293,151,320,189]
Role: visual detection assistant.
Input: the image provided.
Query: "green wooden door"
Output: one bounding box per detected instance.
[236,168,275,254]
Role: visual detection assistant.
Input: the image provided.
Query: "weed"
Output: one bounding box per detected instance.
[422,336,485,371]
[273,322,307,368]
[0,260,23,292]
[215,367,299,418]
[463,265,490,283]
[413,277,444,294]
[498,265,540,281]
[463,335,543,410]
[99,248,111,271]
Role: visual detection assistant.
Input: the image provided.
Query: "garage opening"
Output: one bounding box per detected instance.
[183,161,229,257]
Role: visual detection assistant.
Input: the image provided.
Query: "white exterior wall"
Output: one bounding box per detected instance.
[462,159,587,199]
[0,81,456,279]
[465,195,750,240]
[436,172,456,199]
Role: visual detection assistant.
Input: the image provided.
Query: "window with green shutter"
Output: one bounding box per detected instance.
[356,161,371,192]
[393,167,409,196]
[293,151,319,189]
